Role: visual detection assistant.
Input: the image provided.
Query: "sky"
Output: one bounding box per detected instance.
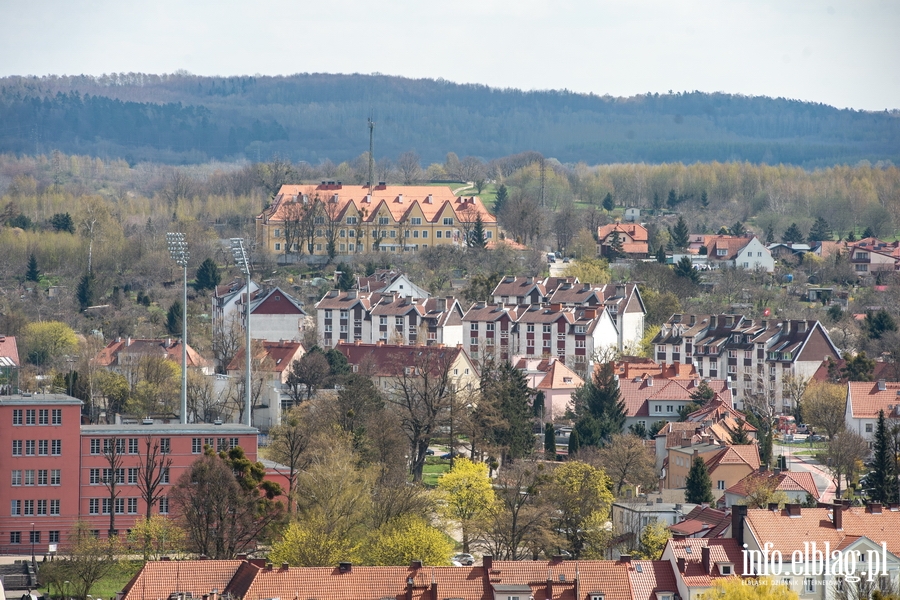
[1,0,898,111]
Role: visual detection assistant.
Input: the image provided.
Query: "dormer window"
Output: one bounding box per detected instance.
[717,562,734,575]
[590,595,605,600]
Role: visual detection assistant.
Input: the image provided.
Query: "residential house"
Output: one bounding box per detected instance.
[848,237,900,275]
[661,537,745,600]
[597,222,650,258]
[698,235,774,272]
[619,375,731,433]
[720,467,820,508]
[93,338,213,387]
[242,286,310,343]
[211,278,260,349]
[225,340,305,430]
[335,342,480,397]
[514,357,584,420]
[845,380,900,444]
[653,314,841,411]
[612,498,697,550]
[669,505,732,539]
[767,242,811,263]
[665,443,760,499]
[356,268,430,299]
[614,358,698,381]
[739,503,900,599]
[256,183,499,257]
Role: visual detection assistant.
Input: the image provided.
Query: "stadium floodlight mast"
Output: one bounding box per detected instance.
[166,232,189,425]
[230,238,252,427]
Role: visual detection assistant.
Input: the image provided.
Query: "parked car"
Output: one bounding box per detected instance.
[425,448,435,456]
[452,553,475,566]
[441,450,461,459]
[808,434,825,443]
[796,424,809,434]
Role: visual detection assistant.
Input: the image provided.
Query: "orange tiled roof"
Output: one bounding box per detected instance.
[598,222,649,242]
[724,470,819,501]
[0,335,20,366]
[226,340,304,373]
[664,538,745,587]
[847,381,900,418]
[121,560,245,600]
[93,338,210,369]
[670,505,731,538]
[627,560,680,599]
[536,360,584,390]
[705,445,760,472]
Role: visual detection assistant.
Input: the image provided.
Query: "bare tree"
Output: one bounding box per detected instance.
[224,340,269,424]
[267,405,314,513]
[213,312,244,375]
[279,200,306,263]
[100,437,124,537]
[255,158,297,199]
[595,433,658,497]
[824,430,868,499]
[386,348,458,481]
[802,380,847,440]
[396,151,423,185]
[136,435,173,520]
[284,352,331,404]
[186,369,220,423]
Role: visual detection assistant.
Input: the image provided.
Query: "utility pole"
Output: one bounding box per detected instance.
[368,117,376,196]
[230,238,252,427]
[166,233,189,424]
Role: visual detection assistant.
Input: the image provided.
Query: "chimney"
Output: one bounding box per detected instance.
[338,562,352,573]
[782,321,790,335]
[786,503,801,516]
[616,284,626,297]
[483,555,493,570]
[878,380,887,392]
[677,557,686,573]
[126,337,132,346]
[437,298,446,311]
[701,546,711,574]
[411,560,423,569]
[689,315,696,326]
[867,502,883,514]
[798,321,807,333]
[430,580,438,600]
[732,505,747,547]
[833,502,843,530]
[280,563,289,571]
[620,554,632,563]
[426,193,433,203]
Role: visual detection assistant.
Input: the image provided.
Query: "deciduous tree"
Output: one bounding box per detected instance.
[137,436,173,520]
[596,433,658,496]
[438,458,495,553]
[802,381,847,440]
[548,461,614,558]
[824,429,868,499]
[359,516,453,566]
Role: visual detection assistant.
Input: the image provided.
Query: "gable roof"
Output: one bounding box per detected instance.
[0,335,20,366]
[226,340,304,374]
[723,469,819,501]
[536,359,584,390]
[335,342,471,378]
[249,286,306,316]
[93,338,210,369]
[847,380,900,418]
[121,559,245,600]
[670,505,731,538]
[664,538,745,587]
[704,445,760,473]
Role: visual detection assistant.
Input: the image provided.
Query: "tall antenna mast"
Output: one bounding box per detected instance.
[368,116,375,196]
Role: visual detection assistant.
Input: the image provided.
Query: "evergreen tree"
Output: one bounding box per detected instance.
[782,223,805,244]
[567,428,581,456]
[765,226,775,245]
[166,301,183,336]
[685,456,715,504]
[808,217,833,243]
[26,253,40,282]
[468,214,488,249]
[669,215,690,249]
[493,184,508,215]
[482,362,534,462]
[602,192,614,214]
[606,231,624,259]
[673,256,700,284]
[194,258,222,292]
[731,221,746,236]
[847,229,857,242]
[533,390,545,419]
[728,419,751,445]
[842,352,876,381]
[864,310,898,340]
[666,189,678,208]
[49,212,75,233]
[865,410,900,504]
[862,226,875,239]
[75,271,96,311]
[572,362,626,447]
[700,190,709,208]
[544,423,556,460]
[655,245,667,264]
[337,269,355,291]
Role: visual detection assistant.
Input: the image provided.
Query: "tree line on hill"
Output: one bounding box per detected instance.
[1,73,897,166]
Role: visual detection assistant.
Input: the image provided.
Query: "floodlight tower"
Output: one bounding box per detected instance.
[166,232,189,424]
[230,238,252,427]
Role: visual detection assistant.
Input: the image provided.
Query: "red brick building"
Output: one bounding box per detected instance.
[0,394,258,555]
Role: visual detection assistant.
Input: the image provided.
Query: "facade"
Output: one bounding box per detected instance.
[845,380,900,444]
[652,314,841,411]
[0,335,20,395]
[243,286,310,343]
[211,279,261,354]
[256,183,499,257]
[225,341,306,430]
[93,338,213,384]
[597,222,650,258]
[665,444,760,498]
[660,537,744,600]
[619,375,731,432]
[720,468,820,508]
[0,394,258,555]
[696,235,774,272]
[847,237,900,275]
[316,291,464,348]
[532,359,585,420]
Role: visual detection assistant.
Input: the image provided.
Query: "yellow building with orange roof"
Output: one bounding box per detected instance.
[256,182,499,257]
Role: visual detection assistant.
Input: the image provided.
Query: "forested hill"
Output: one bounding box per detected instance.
[1,72,897,167]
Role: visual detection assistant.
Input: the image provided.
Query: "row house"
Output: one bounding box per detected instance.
[847,237,900,275]
[316,291,464,347]
[652,314,840,411]
[256,183,499,257]
[462,302,619,374]
[491,276,647,353]
[0,394,257,555]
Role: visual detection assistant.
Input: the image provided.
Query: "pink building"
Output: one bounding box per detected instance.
[0,394,258,554]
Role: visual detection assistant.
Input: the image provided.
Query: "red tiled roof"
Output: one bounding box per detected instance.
[704,445,760,472]
[226,341,304,373]
[723,470,819,501]
[0,335,20,366]
[536,360,584,390]
[93,338,210,369]
[664,538,745,587]
[122,560,245,600]
[670,506,731,538]
[627,560,679,600]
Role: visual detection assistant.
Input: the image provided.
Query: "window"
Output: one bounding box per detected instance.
[273,228,281,237]
[38,440,48,455]
[90,439,100,454]
[37,499,47,516]
[805,578,814,593]
[340,310,349,320]
[23,500,34,516]
[11,500,20,516]
[160,438,170,454]
[51,440,61,455]
[9,532,20,544]
[192,438,202,454]
[115,498,125,514]
[26,409,35,425]
[128,468,138,484]
[51,470,60,485]
[159,497,169,514]
[161,468,170,484]
[90,469,101,484]
[543,324,552,333]
[128,498,138,514]
[25,440,35,455]
[445,230,451,238]
[721,565,732,575]
[49,531,59,543]
[543,339,551,348]
[527,338,535,347]
[378,216,389,225]
[411,217,422,225]
[395,317,404,328]
[666,405,673,413]
[443,217,454,225]
[436,230,442,238]
[717,480,725,490]
[50,500,59,516]
[346,216,357,224]
[39,409,48,425]
[12,409,22,425]
[717,248,728,256]
[470,322,478,331]
[102,498,111,515]
[486,323,495,331]
[89,499,100,515]
[866,423,874,433]
[274,243,281,251]
[231,438,239,448]
[12,440,21,456]
[470,337,479,346]
[38,470,47,485]
[52,409,61,425]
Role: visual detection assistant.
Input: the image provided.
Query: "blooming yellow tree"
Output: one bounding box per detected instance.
[703,577,798,600]
[359,516,454,566]
[437,458,495,553]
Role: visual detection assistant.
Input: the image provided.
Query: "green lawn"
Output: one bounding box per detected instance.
[422,458,451,487]
[41,561,142,599]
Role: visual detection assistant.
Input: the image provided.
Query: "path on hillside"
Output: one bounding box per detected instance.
[451,183,473,195]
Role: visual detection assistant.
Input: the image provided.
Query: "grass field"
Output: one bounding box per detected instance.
[40,561,142,599]
[422,458,452,487]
